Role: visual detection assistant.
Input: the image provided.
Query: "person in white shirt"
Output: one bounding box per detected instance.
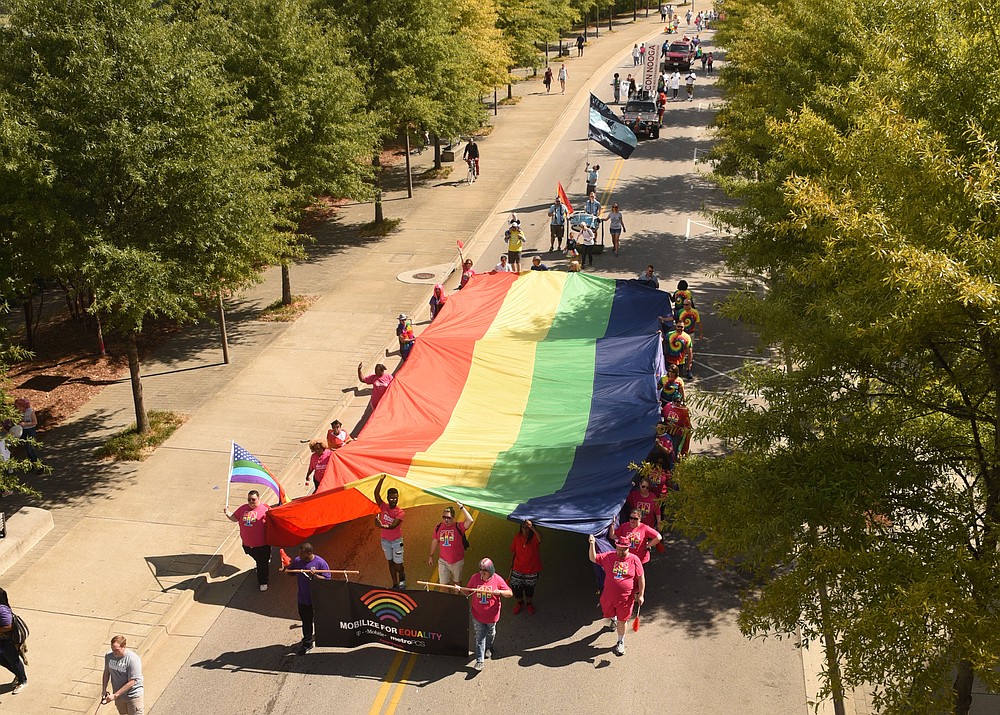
[685,71,697,101]
[575,224,597,268]
[669,71,681,101]
[493,254,515,273]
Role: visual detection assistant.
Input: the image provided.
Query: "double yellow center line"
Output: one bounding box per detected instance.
[598,157,625,214]
[368,509,480,715]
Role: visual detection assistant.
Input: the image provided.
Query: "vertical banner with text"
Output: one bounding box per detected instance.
[642,44,662,97]
[313,580,469,657]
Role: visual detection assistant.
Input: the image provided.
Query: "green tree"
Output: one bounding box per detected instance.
[496,0,576,70]
[183,0,376,305]
[0,0,286,432]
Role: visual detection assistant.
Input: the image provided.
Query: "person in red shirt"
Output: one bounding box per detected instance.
[326,420,353,450]
[626,478,662,531]
[304,440,332,493]
[223,490,271,591]
[589,534,645,656]
[374,476,406,589]
[613,510,662,564]
[509,520,542,615]
[455,558,512,672]
[662,400,694,458]
[357,363,394,409]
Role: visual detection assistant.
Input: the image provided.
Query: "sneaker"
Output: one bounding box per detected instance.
[1,491,12,498]
[609,617,618,630]
[259,584,268,592]
[527,604,536,615]
[512,602,523,615]
[474,660,484,671]
[614,641,626,656]
[485,648,492,659]
[12,681,27,695]
[297,642,313,656]
[398,580,406,589]
[685,371,694,380]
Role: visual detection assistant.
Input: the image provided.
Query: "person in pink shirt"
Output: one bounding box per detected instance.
[453,557,512,671]
[428,502,474,585]
[305,440,332,493]
[612,510,662,564]
[589,534,645,656]
[357,363,394,408]
[459,259,476,290]
[223,490,271,591]
[626,478,662,530]
[374,476,406,589]
[326,420,353,450]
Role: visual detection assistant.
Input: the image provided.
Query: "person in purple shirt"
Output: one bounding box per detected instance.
[0,588,26,694]
[282,543,331,655]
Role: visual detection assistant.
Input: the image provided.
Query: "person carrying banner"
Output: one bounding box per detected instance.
[428,503,474,586]
[223,490,271,591]
[282,543,331,655]
[588,534,644,656]
[460,558,513,671]
[509,520,542,615]
[613,510,662,564]
[374,476,406,589]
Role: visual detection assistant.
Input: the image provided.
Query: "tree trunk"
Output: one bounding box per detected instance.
[953,658,974,715]
[126,331,149,434]
[817,578,847,715]
[22,298,34,351]
[217,291,230,365]
[281,263,292,306]
[433,135,442,170]
[373,153,384,225]
[404,130,413,199]
[95,314,106,357]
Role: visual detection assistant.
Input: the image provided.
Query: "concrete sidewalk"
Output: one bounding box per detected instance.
[3,14,675,713]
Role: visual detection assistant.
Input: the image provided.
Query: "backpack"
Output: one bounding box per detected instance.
[436,522,470,550]
[9,612,28,665]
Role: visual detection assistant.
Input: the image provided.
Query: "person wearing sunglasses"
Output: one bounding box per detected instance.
[460,558,513,672]
[612,511,662,564]
[428,502,474,586]
[589,534,644,656]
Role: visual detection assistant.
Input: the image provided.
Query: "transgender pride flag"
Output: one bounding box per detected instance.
[228,442,289,504]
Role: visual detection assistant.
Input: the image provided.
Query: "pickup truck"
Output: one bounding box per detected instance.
[663,40,695,70]
[622,98,660,139]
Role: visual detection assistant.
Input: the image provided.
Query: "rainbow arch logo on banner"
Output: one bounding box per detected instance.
[360,589,419,623]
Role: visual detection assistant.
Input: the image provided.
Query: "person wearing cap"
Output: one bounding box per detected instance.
[396,313,409,351]
[326,420,353,450]
[588,533,644,656]
[505,215,526,272]
[457,557,513,671]
[612,510,662,564]
[529,256,549,271]
[459,259,476,290]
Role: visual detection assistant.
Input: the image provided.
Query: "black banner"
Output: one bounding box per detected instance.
[312,580,469,657]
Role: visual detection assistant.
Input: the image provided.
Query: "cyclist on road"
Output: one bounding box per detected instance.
[463,138,480,179]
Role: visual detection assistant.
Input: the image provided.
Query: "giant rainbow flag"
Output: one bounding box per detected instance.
[265,271,669,545]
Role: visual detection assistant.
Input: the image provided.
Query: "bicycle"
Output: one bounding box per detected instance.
[466,158,477,184]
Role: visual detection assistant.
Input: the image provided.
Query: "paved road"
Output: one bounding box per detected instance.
[152,35,807,715]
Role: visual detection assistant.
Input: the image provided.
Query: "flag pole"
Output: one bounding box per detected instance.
[225,441,235,511]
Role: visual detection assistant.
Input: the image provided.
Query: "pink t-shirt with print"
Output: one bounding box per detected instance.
[378,505,405,541]
[436,521,467,564]
[233,503,269,548]
[467,573,510,624]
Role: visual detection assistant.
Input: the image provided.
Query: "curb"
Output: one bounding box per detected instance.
[0,506,53,576]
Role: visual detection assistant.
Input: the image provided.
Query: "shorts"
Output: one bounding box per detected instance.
[601,594,635,621]
[550,224,565,239]
[114,695,145,715]
[381,537,404,564]
[508,250,522,265]
[438,558,464,585]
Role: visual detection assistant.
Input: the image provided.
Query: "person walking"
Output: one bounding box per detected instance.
[631,44,640,67]
[0,588,26,695]
[706,52,714,74]
[685,8,692,25]
[635,265,660,290]
[664,322,694,380]
[428,502,474,586]
[685,70,697,101]
[584,162,600,196]
[356,363,394,428]
[327,420,353,450]
[607,203,626,256]
[224,490,272,591]
[460,558,512,671]
[588,534,644,656]
[548,196,567,252]
[700,50,708,72]
[492,254,515,273]
[459,259,476,289]
[584,191,601,218]
[557,63,567,94]
[626,477,662,531]
[509,520,542,615]
[429,284,448,321]
[374,476,406,589]
[505,215,526,272]
[660,4,668,22]
[101,636,143,713]
[639,43,646,64]
[575,222,597,269]
[543,66,553,93]
[576,33,585,57]
[304,440,332,493]
[669,70,681,101]
[13,399,38,468]
[613,510,663,564]
[611,72,621,103]
[282,543,331,655]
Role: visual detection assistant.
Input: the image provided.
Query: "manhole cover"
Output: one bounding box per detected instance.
[18,374,70,392]
[412,272,436,280]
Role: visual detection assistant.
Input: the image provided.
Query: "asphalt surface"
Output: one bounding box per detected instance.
[152,31,807,715]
